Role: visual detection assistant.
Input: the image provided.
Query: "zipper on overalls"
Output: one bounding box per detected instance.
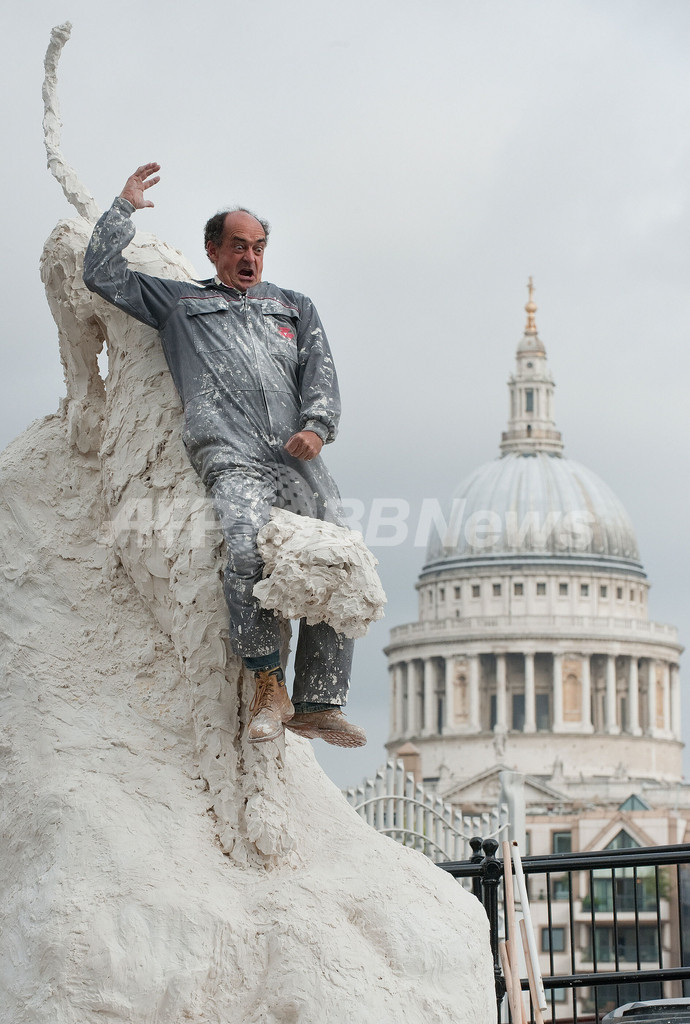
[243,293,275,442]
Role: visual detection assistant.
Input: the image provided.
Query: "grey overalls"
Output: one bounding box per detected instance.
[83,198,353,705]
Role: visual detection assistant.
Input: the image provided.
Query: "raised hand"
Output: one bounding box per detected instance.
[119,162,161,209]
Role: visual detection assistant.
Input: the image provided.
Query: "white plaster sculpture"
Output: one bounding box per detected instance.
[0,24,496,1023]
[254,508,386,638]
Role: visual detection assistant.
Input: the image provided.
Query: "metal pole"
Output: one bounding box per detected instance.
[481,837,507,1019]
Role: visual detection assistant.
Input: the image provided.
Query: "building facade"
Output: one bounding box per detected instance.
[386,282,684,808]
[384,284,690,1015]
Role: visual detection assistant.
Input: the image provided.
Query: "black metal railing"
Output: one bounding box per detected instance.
[440,839,690,1023]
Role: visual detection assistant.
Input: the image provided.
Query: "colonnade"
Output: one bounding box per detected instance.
[389,651,681,742]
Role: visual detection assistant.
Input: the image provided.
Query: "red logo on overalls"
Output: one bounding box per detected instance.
[278,326,294,341]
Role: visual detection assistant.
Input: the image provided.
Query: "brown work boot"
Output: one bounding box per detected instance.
[248,666,294,743]
[287,708,367,748]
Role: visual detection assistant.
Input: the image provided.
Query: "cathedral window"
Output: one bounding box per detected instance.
[512,694,525,730]
[472,584,480,598]
[536,693,550,729]
[580,584,589,597]
[436,694,445,733]
[514,582,524,596]
[525,389,534,412]
[493,583,501,596]
[439,587,445,601]
[454,585,461,599]
[616,586,623,600]
[536,582,546,596]
[559,582,568,596]
[600,585,608,598]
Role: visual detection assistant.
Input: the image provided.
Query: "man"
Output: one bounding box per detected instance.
[83,163,365,749]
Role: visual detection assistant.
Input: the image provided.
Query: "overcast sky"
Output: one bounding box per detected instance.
[3,0,690,789]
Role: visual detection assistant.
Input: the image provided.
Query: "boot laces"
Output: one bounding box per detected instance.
[249,670,279,716]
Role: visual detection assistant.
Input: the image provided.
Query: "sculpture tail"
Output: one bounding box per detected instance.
[42,23,101,224]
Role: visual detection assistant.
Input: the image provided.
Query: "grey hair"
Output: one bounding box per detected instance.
[204,207,271,250]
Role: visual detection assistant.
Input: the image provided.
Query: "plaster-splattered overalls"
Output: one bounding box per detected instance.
[84,198,353,706]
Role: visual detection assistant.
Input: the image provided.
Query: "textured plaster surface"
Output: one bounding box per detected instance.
[0,215,495,1021]
[0,25,496,1016]
[254,507,386,639]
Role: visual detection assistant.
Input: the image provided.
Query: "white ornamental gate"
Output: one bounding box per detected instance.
[344,760,510,864]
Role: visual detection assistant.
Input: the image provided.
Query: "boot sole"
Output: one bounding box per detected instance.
[321,731,367,748]
[286,722,366,748]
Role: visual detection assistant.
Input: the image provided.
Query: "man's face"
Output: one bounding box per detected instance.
[206,211,266,291]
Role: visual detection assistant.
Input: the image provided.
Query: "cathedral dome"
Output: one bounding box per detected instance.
[423,281,644,578]
[424,450,643,575]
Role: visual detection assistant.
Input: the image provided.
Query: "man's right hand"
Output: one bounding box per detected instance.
[119,162,161,209]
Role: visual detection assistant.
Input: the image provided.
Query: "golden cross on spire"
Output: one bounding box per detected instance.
[525,276,538,332]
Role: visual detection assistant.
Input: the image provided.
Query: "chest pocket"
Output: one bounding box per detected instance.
[178,294,233,362]
[180,295,230,317]
[260,298,300,365]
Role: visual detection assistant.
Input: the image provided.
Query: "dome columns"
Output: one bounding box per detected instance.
[552,653,564,730]
[605,654,620,735]
[646,658,658,738]
[390,662,406,739]
[494,653,508,733]
[524,652,536,732]
[468,654,481,732]
[581,655,593,732]
[423,658,438,735]
[389,656,452,739]
[388,648,681,746]
[643,658,677,740]
[671,664,682,741]
[409,660,423,736]
[664,662,672,739]
[628,657,642,736]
